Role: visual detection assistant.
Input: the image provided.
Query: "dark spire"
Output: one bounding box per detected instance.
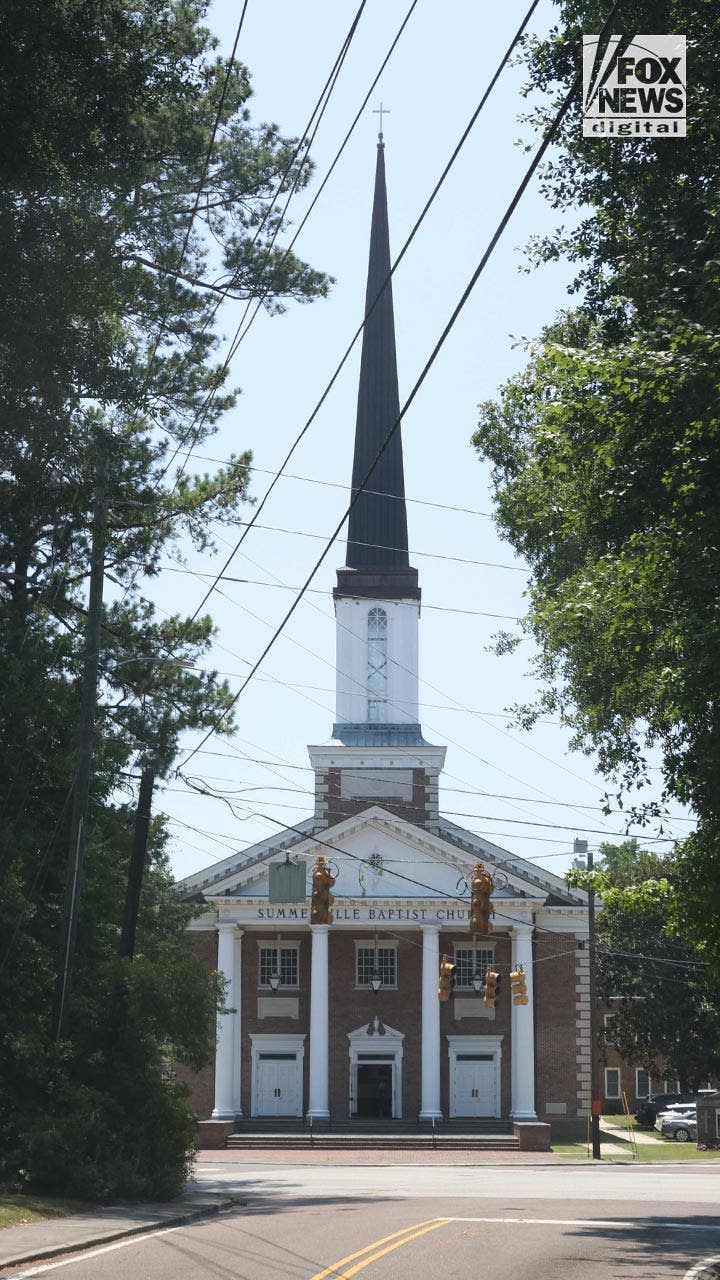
[335,140,419,602]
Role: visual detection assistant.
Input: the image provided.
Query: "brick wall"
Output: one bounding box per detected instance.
[239,931,312,1115]
[179,923,593,1132]
[328,931,423,1116]
[315,769,439,830]
[534,931,587,1140]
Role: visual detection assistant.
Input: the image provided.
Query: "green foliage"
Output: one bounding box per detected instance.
[473,0,720,965]
[1,1,327,1199]
[566,842,720,1090]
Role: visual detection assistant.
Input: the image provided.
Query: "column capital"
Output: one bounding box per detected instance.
[309,923,330,934]
[509,923,533,939]
[216,921,242,935]
[421,924,440,937]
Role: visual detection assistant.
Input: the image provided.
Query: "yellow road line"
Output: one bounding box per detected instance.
[310,1218,452,1280]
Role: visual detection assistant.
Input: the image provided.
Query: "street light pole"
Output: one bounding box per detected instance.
[587,842,602,1160]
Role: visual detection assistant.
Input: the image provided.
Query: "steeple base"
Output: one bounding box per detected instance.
[331,722,427,747]
[308,741,446,833]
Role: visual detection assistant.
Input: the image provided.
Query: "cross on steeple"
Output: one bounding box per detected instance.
[373,100,390,142]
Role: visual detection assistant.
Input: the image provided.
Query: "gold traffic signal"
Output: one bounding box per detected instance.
[438,954,457,1002]
[510,966,528,1005]
[310,855,336,924]
[482,969,501,1008]
[469,861,495,936]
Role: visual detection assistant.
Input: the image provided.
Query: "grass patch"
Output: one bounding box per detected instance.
[0,1195,93,1230]
[553,1140,720,1162]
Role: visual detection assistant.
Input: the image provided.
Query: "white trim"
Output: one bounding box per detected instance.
[347,1022,404,1119]
[354,938,398,989]
[605,1067,621,1100]
[447,1034,503,1119]
[452,941,495,992]
[256,940,300,990]
[635,1066,651,1099]
[250,1033,306,1118]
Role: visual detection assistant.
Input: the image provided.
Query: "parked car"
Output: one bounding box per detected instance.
[654,1104,696,1133]
[635,1092,695,1127]
[659,1114,698,1143]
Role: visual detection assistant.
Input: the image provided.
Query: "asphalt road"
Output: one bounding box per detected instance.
[7,1164,720,1280]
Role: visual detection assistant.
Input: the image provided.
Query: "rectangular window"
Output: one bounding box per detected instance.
[258,945,298,989]
[715,1108,720,1141]
[605,1068,620,1100]
[356,944,397,988]
[603,1013,618,1046]
[453,945,494,991]
[635,1068,650,1099]
[664,1078,680,1094]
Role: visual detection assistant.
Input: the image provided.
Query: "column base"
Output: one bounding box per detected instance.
[419,1109,444,1122]
[510,1109,539,1122]
[211,1108,239,1121]
[306,1109,330,1121]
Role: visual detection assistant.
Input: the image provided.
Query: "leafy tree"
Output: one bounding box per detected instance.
[0,0,328,1198]
[568,842,720,1091]
[473,0,720,963]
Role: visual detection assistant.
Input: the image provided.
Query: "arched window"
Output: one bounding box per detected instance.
[367,607,388,722]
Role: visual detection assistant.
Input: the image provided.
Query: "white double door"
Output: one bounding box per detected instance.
[451,1054,497,1118]
[254,1053,302,1117]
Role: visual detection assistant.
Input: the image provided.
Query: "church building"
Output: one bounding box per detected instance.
[179,138,591,1145]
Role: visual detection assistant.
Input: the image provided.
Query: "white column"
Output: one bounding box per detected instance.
[419,926,443,1120]
[212,923,242,1120]
[307,924,330,1120]
[231,926,243,1116]
[510,926,538,1121]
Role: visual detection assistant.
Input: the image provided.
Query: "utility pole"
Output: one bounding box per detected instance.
[119,764,156,960]
[576,834,599,1167]
[54,430,108,1042]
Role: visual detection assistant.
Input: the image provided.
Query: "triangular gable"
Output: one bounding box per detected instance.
[179,804,580,906]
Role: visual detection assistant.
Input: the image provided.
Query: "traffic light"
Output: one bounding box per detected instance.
[482,969,501,1008]
[438,954,456,1002]
[510,966,528,1005]
[469,861,494,936]
[310,855,336,924]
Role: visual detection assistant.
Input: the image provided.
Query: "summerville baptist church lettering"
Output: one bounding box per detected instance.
[178,136,592,1144]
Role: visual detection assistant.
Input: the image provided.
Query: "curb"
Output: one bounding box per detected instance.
[0,1195,241,1272]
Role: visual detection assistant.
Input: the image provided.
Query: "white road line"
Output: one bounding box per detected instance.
[9,1226,182,1278]
[446,1217,720,1231]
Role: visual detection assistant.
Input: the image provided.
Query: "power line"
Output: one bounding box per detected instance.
[175,12,607,774]
[172,523,529,572]
[178,454,495,519]
[166,0,542,664]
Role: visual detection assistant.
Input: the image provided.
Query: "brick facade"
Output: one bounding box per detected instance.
[314,767,440,832]
[180,923,592,1137]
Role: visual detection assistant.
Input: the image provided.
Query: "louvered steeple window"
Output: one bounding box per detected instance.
[367,607,388,722]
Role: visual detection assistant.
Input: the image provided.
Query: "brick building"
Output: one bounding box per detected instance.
[179,138,591,1142]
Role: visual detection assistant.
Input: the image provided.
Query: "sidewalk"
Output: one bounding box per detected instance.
[0,1187,238,1273]
[599,1117,665,1145]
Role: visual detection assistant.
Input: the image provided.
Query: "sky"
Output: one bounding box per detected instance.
[147,0,691,884]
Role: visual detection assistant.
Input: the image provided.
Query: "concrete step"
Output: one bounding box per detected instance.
[226,1133,520,1151]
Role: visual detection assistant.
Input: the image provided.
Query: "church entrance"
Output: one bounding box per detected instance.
[355,1063,393,1118]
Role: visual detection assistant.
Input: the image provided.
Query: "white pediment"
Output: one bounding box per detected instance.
[179,804,579,907]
